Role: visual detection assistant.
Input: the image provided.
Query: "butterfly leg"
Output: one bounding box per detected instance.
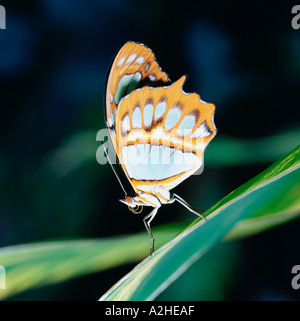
[143,206,160,256]
[172,193,207,222]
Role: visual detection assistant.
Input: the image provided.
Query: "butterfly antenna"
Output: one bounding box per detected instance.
[103,142,127,196]
[172,193,207,221]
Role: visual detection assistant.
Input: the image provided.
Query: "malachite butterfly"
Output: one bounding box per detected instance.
[104,41,216,255]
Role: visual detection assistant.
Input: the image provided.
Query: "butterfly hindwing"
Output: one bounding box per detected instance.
[115,76,216,194]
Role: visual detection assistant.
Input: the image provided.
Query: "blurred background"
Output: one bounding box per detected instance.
[0,0,299,300]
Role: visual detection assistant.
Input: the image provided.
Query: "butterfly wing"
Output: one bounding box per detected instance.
[105,41,170,155]
[115,76,216,199]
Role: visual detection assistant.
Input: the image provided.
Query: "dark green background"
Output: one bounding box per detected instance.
[0,0,299,300]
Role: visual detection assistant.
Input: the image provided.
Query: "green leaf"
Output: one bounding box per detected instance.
[0,224,180,300]
[1,146,299,300]
[206,128,300,167]
[99,145,300,301]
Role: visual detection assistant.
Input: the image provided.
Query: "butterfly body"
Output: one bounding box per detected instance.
[104,41,216,254]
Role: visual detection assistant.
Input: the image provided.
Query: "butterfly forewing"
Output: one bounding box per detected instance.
[105,41,170,154]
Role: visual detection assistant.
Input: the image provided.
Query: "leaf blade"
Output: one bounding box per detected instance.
[100,146,300,301]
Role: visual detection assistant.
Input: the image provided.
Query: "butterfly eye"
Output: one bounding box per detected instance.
[119,196,143,214]
[119,195,136,207]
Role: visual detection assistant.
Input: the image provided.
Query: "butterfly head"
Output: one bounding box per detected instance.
[119,196,143,214]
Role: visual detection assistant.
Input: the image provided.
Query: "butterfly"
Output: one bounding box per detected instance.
[104,41,216,255]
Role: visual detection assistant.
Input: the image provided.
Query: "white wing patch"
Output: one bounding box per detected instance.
[126,53,137,64]
[164,106,182,130]
[149,74,156,81]
[143,102,154,127]
[108,113,115,127]
[135,56,144,64]
[154,100,167,121]
[190,122,212,138]
[121,144,201,181]
[177,114,196,136]
[117,55,126,67]
[132,106,142,129]
[121,114,131,135]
